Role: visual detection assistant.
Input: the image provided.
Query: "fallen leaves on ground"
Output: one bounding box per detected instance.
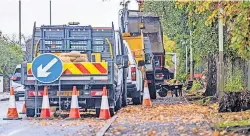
[106,100,250,136]
[106,103,213,135]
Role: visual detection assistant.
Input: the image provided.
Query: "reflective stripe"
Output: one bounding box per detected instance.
[9,95,16,108]
[70,95,79,108]
[42,95,50,108]
[27,62,108,75]
[143,87,150,99]
[100,96,109,109]
[27,76,108,81]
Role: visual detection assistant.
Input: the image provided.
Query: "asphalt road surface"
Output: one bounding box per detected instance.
[0,98,106,136]
[0,96,214,136]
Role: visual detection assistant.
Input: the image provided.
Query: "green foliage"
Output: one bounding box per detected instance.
[163,34,176,67]
[191,80,203,92]
[0,37,23,76]
[224,67,244,92]
[216,120,250,128]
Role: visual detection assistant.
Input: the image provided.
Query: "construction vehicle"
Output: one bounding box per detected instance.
[10,64,25,101]
[118,3,165,99]
[21,22,128,117]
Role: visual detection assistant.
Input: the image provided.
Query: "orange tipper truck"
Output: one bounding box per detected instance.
[21,22,129,117]
[119,9,165,99]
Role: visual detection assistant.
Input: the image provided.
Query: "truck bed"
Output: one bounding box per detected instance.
[126,10,164,53]
[22,24,118,86]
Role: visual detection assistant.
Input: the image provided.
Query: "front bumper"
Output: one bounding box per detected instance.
[15,91,25,97]
[14,86,25,97]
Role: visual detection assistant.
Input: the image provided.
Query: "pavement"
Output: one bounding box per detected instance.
[105,96,214,136]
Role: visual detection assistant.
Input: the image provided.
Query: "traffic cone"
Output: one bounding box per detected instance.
[40,86,51,119]
[142,80,152,107]
[3,87,21,120]
[19,103,26,114]
[99,87,111,120]
[68,86,80,119]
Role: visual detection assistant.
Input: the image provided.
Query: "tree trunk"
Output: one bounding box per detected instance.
[205,54,217,96]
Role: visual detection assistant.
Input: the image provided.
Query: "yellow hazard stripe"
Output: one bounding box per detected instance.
[63,63,82,74]
[82,63,101,74]
[27,62,108,75]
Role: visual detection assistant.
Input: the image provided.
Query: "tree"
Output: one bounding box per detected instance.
[0,32,23,91]
[143,1,250,96]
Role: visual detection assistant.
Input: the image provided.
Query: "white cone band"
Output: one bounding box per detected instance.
[143,87,150,99]
[42,95,50,108]
[100,96,109,109]
[9,95,16,108]
[70,95,79,108]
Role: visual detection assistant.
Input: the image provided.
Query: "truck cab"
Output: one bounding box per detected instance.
[21,23,128,117]
[118,9,165,99]
[123,40,143,105]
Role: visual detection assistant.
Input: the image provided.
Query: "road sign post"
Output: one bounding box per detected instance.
[31,53,63,83]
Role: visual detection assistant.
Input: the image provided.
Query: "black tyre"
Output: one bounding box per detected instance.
[149,84,157,99]
[122,83,127,107]
[26,108,35,117]
[110,108,115,117]
[132,97,142,105]
[15,96,19,101]
[115,96,122,111]
[95,108,100,117]
[95,107,115,117]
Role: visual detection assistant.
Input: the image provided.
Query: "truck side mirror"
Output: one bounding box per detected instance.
[122,55,129,68]
[116,55,129,68]
[145,53,151,64]
[138,60,145,67]
[116,55,123,66]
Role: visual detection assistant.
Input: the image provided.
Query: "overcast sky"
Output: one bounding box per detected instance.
[0,0,137,36]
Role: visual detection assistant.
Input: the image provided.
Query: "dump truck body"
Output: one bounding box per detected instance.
[21,24,128,117]
[119,9,165,99]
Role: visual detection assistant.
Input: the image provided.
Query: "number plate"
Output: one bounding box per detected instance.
[175,86,178,89]
[57,91,80,96]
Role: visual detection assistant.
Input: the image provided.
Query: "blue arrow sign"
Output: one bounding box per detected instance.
[31,53,63,83]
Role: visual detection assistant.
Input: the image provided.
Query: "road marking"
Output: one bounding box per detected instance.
[96,114,118,136]
[4,127,29,136]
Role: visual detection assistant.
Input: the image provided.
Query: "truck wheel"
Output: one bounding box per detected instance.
[132,97,142,105]
[110,108,115,117]
[115,96,122,111]
[95,108,100,117]
[95,108,115,117]
[26,108,35,117]
[122,83,127,107]
[149,85,157,99]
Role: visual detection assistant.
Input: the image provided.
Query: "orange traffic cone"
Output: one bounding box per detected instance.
[3,87,21,120]
[19,103,26,114]
[68,86,80,119]
[40,86,51,119]
[142,80,152,107]
[99,87,111,120]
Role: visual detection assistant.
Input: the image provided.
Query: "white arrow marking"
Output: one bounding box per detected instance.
[37,58,58,78]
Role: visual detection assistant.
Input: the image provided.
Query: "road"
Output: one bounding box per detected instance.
[0,96,214,136]
[0,98,107,136]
